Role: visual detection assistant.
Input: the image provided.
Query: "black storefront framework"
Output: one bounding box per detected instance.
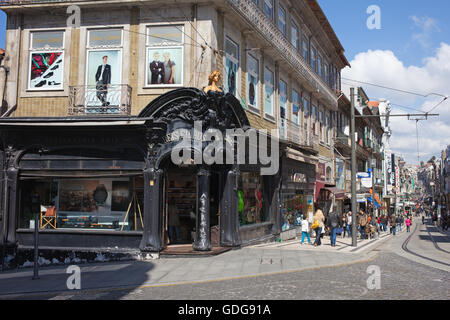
[0,88,282,258]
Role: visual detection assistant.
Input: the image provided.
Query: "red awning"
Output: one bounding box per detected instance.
[324,187,346,199]
[315,181,325,202]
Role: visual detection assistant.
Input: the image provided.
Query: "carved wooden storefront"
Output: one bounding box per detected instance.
[0,88,278,253]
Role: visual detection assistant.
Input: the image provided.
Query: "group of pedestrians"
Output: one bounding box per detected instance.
[300,205,413,247]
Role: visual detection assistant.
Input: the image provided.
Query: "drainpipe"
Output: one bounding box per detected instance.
[1,13,22,118]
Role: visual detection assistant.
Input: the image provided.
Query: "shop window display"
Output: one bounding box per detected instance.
[19,177,143,231]
[238,172,266,226]
[281,193,305,231]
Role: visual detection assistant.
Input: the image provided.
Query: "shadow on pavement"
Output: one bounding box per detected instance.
[0,260,155,300]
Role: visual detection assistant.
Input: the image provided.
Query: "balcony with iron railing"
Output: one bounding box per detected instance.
[335,130,350,149]
[279,118,318,151]
[68,84,132,116]
[227,0,338,108]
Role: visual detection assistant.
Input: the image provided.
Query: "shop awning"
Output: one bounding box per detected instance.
[315,182,345,201]
[324,187,346,199]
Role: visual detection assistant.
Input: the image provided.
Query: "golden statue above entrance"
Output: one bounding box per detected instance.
[203,70,223,94]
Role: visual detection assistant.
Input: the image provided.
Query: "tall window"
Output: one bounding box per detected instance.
[225,37,239,96]
[311,104,317,135]
[323,63,329,84]
[146,25,183,87]
[86,28,123,112]
[325,112,330,145]
[279,79,287,138]
[319,108,324,142]
[310,45,316,71]
[291,22,299,50]
[278,5,287,36]
[292,90,300,125]
[247,54,259,110]
[28,30,65,90]
[317,54,322,78]
[302,36,309,61]
[264,67,274,117]
[303,94,309,131]
[263,0,274,20]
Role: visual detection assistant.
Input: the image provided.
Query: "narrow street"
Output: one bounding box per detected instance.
[0,218,448,300]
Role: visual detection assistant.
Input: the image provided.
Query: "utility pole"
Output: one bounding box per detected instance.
[350,87,357,247]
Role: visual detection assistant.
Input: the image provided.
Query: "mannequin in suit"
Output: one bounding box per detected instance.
[149,52,165,84]
[95,55,111,106]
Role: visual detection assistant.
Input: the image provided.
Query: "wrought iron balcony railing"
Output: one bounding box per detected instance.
[68,84,132,116]
[336,130,350,148]
[227,0,338,108]
[279,118,318,150]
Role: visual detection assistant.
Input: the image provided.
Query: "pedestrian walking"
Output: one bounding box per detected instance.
[341,212,348,238]
[300,214,312,245]
[327,205,341,247]
[359,210,368,240]
[396,215,402,232]
[347,211,352,238]
[405,217,412,232]
[390,215,397,236]
[312,208,325,247]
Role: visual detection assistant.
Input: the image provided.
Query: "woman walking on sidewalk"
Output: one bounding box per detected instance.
[312,208,325,247]
[405,217,412,232]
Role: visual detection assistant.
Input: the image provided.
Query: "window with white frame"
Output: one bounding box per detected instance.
[264,0,274,20]
[323,62,329,85]
[264,67,274,117]
[247,53,259,110]
[311,104,317,135]
[303,93,309,131]
[310,45,317,71]
[326,112,330,145]
[292,89,300,125]
[278,5,287,36]
[225,37,239,97]
[302,35,308,61]
[28,30,65,90]
[317,54,322,78]
[290,21,299,50]
[146,25,184,87]
[280,79,287,120]
[319,108,324,142]
[85,28,123,112]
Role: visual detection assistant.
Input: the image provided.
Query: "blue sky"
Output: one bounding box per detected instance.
[320,0,450,165]
[320,0,450,67]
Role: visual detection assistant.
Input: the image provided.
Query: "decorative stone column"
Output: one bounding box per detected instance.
[220,166,241,247]
[139,167,163,252]
[193,166,211,251]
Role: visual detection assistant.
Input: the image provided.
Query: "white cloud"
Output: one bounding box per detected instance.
[410,16,440,49]
[342,43,450,164]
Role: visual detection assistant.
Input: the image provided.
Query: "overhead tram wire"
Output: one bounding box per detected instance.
[11,3,210,51]
[342,77,447,99]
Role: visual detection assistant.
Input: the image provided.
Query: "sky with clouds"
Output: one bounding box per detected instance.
[0,2,449,165]
[320,0,450,165]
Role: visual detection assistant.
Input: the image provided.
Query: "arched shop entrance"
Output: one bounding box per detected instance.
[0,88,281,256]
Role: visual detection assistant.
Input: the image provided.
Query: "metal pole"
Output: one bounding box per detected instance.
[350,87,357,247]
[32,211,39,280]
[372,162,375,217]
[31,191,40,280]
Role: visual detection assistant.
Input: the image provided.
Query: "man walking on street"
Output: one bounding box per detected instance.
[327,205,341,247]
[390,214,397,236]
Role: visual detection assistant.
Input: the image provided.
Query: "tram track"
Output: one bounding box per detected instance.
[401,220,450,267]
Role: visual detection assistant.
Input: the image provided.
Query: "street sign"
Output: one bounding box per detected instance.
[357,172,370,178]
